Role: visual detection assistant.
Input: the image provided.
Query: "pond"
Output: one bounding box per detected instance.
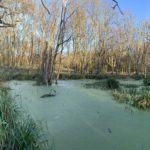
[8,80,150,150]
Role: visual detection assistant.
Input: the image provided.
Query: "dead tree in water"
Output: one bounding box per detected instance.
[41,0,74,85]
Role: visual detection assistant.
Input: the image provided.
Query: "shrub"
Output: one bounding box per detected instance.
[12,73,38,81]
[84,78,119,90]
[95,74,110,80]
[106,78,119,89]
[132,74,144,80]
[143,76,150,86]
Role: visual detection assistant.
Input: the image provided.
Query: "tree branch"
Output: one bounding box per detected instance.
[112,0,123,15]
[57,34,72,47]
[41,0,51,15]
[66,9,76,21]
[0,23,15,27]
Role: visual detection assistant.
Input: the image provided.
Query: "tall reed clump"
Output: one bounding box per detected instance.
[0,86,51,150]
[112,88,150,110]
[112,89,129,103]
[132,91,150,109]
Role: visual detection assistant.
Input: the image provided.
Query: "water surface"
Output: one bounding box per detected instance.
[8,80,150,150]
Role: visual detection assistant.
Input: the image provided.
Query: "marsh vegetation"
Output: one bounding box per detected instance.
[112,77,150,110]
[0,84,51,150]
[0,0,150,149]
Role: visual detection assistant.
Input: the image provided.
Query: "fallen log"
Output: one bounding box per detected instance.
[40,89,56,98]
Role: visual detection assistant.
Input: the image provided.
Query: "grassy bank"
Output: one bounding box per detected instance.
[0,67,40,81]
[0,67,147,82]
[0,84,51,150]
[58,72,146,80]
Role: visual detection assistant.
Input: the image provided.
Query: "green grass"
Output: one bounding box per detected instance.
[0,85,51,150]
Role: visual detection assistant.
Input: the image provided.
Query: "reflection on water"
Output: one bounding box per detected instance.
[8,80,150,150]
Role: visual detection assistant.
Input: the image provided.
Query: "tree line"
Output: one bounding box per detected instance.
[0,0,150,84]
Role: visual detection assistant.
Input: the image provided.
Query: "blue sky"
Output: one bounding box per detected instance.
[43,0,150,23]
[117,0,150,22]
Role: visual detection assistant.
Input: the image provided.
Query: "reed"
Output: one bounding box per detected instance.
[0,85,51,150]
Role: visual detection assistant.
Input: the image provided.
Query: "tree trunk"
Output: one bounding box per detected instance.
[128,54,131,77]
[41,42,53,85]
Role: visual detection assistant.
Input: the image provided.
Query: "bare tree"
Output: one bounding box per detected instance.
[41,0,76,84]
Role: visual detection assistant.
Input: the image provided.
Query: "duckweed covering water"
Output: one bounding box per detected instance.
[7,80,150,150]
